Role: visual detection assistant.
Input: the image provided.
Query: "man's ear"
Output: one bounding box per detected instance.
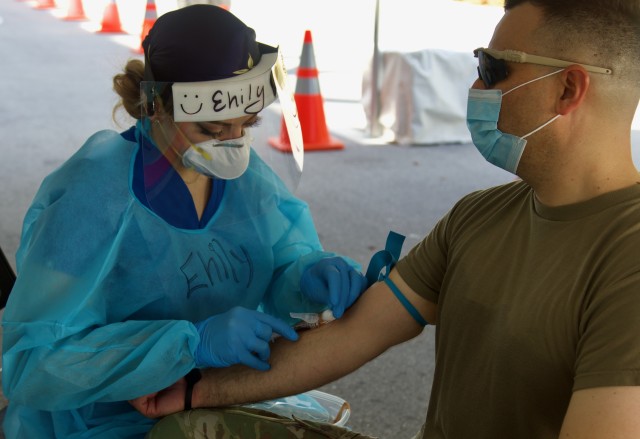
[556,65,590,116]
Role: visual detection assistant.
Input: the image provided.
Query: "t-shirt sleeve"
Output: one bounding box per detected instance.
[395,209,453,305]
[573,268,640,391]
[394,188,488,308]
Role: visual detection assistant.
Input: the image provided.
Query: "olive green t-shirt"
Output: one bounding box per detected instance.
[396,181,640,439]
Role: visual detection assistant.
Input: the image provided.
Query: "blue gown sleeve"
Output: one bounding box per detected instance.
[1,146,200,411]
[3,314,198,411]
[2,210,200,410]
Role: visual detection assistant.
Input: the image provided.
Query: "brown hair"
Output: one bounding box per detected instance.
[504,0,640,87]
[112,59,145,121]
[112,59,176,123]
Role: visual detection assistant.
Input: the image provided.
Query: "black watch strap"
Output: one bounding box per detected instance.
[184,368,202,411]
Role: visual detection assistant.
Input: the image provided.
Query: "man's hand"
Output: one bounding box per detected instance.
[129,378,188,419]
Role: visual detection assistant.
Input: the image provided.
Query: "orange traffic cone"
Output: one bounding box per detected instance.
[33,0,56,9]
[62,0,87,21]
[97,0,124,33]
[269,30,343,152]
[134,0,157,54]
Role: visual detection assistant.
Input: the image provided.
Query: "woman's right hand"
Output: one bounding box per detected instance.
[194,307,299,371]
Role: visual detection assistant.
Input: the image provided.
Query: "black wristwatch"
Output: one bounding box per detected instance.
[184,368,202,411]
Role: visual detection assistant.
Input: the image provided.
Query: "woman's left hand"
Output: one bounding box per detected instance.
[300,257,367,318]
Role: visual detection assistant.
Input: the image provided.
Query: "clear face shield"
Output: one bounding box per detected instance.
[138,45,303,219]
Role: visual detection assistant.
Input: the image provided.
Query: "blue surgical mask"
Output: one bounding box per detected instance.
[466,70,562,174]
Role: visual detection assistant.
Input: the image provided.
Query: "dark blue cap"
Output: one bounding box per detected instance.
[142,5,262,82]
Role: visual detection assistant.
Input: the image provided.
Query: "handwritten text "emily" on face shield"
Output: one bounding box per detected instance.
[211,84,266,115]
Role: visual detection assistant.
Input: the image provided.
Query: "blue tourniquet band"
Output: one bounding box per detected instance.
[383,277,428,327]
[364,230,428,327]
[365,231,406,286]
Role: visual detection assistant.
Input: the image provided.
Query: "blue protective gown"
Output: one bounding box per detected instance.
[2,127,343,438]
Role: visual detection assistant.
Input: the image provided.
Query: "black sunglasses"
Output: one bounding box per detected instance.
[474,49,508,88]
[473,47,612,88]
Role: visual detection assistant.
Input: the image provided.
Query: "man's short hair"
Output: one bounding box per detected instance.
[504,0,640,87]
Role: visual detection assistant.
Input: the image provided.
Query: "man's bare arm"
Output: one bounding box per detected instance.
[558,386,640,438]
[192,269,437,408]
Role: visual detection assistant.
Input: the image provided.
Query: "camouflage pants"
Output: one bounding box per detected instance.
[146,407,378,439]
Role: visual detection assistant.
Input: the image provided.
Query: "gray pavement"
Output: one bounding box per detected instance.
[1,1,639,438]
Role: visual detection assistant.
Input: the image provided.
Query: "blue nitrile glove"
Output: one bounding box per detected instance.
[300,257,367,318]
[194,307,299,371]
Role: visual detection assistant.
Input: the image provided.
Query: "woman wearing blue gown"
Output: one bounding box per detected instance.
[1,5,366,438]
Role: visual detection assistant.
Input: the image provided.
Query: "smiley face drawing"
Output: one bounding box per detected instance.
[179,93,203,115]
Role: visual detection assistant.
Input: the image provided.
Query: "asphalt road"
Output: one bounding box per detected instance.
[1,1,639,438]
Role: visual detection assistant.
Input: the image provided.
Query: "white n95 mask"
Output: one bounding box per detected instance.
[182,131,251,180]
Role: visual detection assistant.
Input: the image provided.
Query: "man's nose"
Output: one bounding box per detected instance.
[471,77,486,90]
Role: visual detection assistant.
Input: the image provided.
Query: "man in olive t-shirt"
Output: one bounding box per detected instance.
[397,180,640,437]
[130,1,640,438]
